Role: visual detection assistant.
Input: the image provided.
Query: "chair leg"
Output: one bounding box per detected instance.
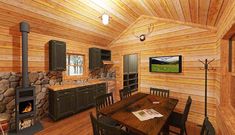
[180,129,184,135]
[184,125,187,135]
[162,124,169,135]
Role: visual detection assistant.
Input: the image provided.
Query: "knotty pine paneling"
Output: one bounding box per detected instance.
[110,17,218,125]
[0,0,229,44]
[216,0,235,39]
[215,40,221,105]
[0,5,111,46]
[0,25,108,73]
[214,0,235,134]
[231,75,235,108]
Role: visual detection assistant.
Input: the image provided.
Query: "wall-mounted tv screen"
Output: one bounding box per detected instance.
[149,55,182,73]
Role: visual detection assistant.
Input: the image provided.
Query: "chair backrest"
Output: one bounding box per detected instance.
[119,87,132,100]
[95,92,114,117]
[150,87,170,98]
[90,112,129,135]
[200,117,215,135]
[181,96,192,124]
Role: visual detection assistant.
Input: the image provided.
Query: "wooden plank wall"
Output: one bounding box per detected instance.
[211,0,235,134]
[215,37,235,134]
[0,25,107,74]
[110,17,217,125]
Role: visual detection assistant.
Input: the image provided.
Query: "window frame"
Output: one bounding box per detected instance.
[66,53,85,77]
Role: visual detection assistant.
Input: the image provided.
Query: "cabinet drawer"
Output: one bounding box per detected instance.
[87,85,96,90]
[77,86,88,91]
[77,85,95,92]
[56,89,74,97]
[96,83,106,90]
[97,89,105,93]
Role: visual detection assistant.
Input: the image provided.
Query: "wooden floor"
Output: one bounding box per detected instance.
[36,108,95,135]
[36,107,201,135]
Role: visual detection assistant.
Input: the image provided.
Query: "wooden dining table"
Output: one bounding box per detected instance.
[99,93,178,135]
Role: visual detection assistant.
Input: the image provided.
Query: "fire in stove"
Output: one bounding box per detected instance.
[22,102,32,113]
[19,100,34,114]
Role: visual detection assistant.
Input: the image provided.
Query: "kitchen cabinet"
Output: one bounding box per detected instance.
[123,54,138,73]
[77,85,96,111]
[96,83,106,97]
[129,54,138,73]
[124,55,129,74]
[49,40,66,71]
[89,48,102,70]
[75,88,88,112]
[49,83,106,121]
[123,54,138,92]
[89,48,111,70]
[49,88,75,121]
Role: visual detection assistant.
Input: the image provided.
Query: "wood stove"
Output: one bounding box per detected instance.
[15,22,37,133]
[16,87,36,131]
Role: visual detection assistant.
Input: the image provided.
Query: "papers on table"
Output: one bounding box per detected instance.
[132,109,163,121]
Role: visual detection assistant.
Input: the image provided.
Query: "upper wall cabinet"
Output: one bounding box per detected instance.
[89,48,111,70]
[49,40,66,71]
[124,54,138,73]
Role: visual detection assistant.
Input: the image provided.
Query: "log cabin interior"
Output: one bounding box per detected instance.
[0,0,235,135]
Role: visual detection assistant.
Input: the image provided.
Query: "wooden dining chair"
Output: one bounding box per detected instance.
[200,117,215,135]
[150,87,170,98]
[167,96,192,135]
[95,92,119,126]
[95,92,114,118]
[119,88,132,100]
[90,112,129,135]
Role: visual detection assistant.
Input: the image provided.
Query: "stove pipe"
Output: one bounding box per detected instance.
[20,22,30,88]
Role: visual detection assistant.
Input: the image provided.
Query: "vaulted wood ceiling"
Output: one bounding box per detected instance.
[0,0,232,46]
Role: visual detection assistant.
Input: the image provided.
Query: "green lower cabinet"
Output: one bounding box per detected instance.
[86,89,96,107]
[76,85,97,112]
[49,83,107,121]
[96,83,106,97]
[76,89,88,112]
[49,88,76,121]
[56,92,75,119]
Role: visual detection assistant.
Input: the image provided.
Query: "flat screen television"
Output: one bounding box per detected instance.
[149,55,182,73]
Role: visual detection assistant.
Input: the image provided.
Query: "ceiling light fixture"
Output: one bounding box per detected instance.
[100,13,110,25]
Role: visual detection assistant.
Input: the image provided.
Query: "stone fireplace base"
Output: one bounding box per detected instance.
[0,71,62,131]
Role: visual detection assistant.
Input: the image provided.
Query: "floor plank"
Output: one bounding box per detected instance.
[36,108,95,135]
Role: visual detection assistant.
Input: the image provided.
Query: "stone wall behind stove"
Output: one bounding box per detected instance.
[0,71,62,130]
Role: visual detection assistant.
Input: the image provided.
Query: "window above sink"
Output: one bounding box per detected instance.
[66,53,84,76]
